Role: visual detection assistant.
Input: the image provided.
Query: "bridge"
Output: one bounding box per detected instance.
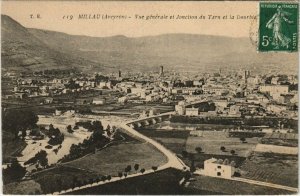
[126,111,174,129]
[51,110,188,195]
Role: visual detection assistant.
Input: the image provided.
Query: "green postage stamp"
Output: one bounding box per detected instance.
[259,2,298,52]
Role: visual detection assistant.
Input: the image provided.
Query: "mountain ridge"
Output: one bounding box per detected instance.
[1,14,298,74]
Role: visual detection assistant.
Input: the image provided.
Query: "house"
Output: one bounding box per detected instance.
[203,158,236,179]
[118,96,128,103]
[228,105,241,117]
[92,98,106,105]
[267,104,287,114]
[185,107,199,116]
[44,97,54,104]
[259,85,289,97]
[175,101,186,115]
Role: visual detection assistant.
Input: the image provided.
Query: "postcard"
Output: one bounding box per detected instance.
[1,1,298,195]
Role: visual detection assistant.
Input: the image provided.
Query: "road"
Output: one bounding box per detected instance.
[233,177,298,192]
[51,111,187,195]
[119,122,188,170]
[195,168,298,192]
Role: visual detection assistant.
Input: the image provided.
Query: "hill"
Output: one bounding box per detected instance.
[1,15,102,73]
[26,29,299,74]
[2,15,298,74]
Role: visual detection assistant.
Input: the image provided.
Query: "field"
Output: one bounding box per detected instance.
[137,129,190,154]
[32,165,99,194]
[139,125,259,157]
[185,131,259,157]
[261,132,298,147]
[147,121,240,131]
[188,175,295,195]
[65,142,167,177]
[67,168,186,195]
[24,129,167,194]
[3,180,42,195]
[240,152,298,188]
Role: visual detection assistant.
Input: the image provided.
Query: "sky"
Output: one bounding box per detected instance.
[2,1,259,38]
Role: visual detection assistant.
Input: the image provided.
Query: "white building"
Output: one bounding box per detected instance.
[118,96,128,103]
[175,101,186,115]
[92,98,106,105]
[203,158,235,179]
[259,85,289,96]
[186,107,199,116]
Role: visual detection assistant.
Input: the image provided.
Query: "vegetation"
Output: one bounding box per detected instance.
[68,168,185,195]
[118,172,123,178]
[3,109,39,139]
[3,159,26,184]
[24,150,48,168]
[220,146,226,152]
[152,166,158,171]
[134,164,139,171]
[170,115,298,130]
[195,147,202,153]
[125,165,132,173]
[46,124,64,145]
[67,125,74,134]
[61,121,110,162]
[230,150,236,155]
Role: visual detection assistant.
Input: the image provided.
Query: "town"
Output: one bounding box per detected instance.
[3,66,298,120]
[1,10,298,195]
[2,65,298,194]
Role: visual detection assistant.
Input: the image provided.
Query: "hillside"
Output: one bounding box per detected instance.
[27,29,299,74]
[1,15,102,73]
[1,15,298,74]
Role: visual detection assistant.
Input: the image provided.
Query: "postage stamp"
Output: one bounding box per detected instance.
[259,2,298,52]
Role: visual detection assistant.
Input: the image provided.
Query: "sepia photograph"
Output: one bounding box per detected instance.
[1,1,299,195]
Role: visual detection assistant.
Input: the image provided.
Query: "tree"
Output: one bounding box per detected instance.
[101,176,107,181]
[230,150,236,155]
[182,150,188,158]
[118,172,123,178]
[195,147,202,153]
[184,170,192,180]
[152,166,158,171]
[67,125,74,133]
[125,165,132,173]
[220,146,226,152]
[240,137,246,143]
[37,150,48,168]
[124,173,128,178]
[3,109,39,139]
[140,168,145,174]
[230,161,236,167]
[3,159,26,184]
[223,158,230,165]
[107,175,111,181]
[134,164,139,171]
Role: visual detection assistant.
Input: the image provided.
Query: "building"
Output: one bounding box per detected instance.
[175,101,186,115]
[44,97,54,104]
[160,66,164,77]
[244,70,250,83]
[92,98,106,105]
[185,107,199,116]
[259,85,289,96]
[118,96,128,103]
[228,105,241,117]
[203,158,236,179]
